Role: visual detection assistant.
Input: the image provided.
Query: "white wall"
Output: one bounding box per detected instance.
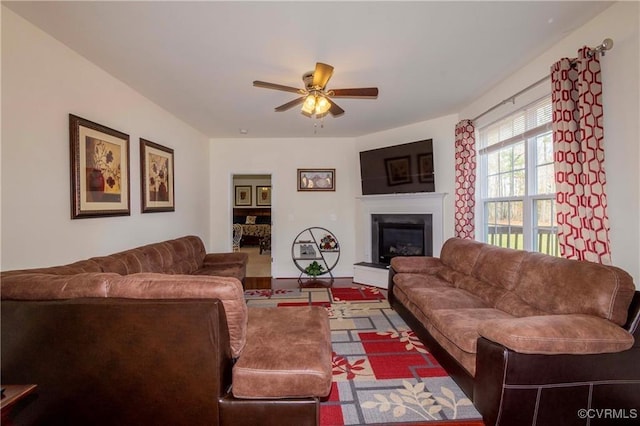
[1,7,211,269]
[209,137,358,278]
[459,2,640,285]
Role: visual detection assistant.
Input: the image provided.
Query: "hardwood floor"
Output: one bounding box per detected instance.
[244,276,271,289]
[245,277,367,290]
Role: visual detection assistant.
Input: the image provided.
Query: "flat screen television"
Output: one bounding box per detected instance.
[359,139,435,195]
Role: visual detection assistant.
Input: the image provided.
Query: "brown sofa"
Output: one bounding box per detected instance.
[1,235,249,286]
[1,236,332,425]
[389,237,640,426]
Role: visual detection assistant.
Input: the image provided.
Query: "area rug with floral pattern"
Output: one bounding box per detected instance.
[244,286,483,425]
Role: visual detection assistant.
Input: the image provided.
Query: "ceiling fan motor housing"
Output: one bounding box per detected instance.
[303,71,315,89]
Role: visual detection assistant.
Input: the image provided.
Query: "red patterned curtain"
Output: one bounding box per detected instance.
[454,120,476,239]
[551,47,612,264]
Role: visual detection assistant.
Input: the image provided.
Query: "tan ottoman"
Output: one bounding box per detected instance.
[232,306,332,399]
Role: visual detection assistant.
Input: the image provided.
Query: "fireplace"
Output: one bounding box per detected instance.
[372,214,432,265]
[354,192,446,288]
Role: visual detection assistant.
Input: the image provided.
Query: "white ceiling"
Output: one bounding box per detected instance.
[5,1,612,138]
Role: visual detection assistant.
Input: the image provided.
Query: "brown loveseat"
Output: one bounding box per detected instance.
[389,237,640,426]
[1,236,332,425]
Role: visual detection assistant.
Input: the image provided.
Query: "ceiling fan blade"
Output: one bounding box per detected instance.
[330,87,379,98]
[274,97,305,112]
[312,63,334,89]
[327,98,345,117]
[253,80,304,94]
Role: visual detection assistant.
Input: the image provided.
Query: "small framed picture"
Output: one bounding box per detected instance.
[69,114,130,219]
[256,185,271,206]
[140,138,174,213]
[235,185,252,206]
[384,156,412,186]
[297,169,335,191]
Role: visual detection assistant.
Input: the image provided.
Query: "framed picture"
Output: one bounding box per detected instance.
[256,185,271,206]
[235,185,252,206]
[297,169,335,191]
[417,153,435,183]
[140,139,175,213]
[69,114,130,219]
[384,155,412,186]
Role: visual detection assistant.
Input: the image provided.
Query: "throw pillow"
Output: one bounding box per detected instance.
[246,216,257,225]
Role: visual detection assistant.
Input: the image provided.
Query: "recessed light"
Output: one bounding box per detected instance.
[239,129,248,134]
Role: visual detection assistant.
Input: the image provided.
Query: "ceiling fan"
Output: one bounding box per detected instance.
[253,62,378,118]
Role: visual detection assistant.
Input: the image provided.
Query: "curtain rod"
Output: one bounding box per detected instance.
[471,75,549,122]
[471,38,614,123]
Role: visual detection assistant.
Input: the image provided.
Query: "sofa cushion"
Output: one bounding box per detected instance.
[455,275,507,307]
[91,249,152,275]
[0,260,103,277]
[515,252,636,325]
[161,237,205,273]
[1,272,116,299]
[428,308,516,354]
[192,265,245,281]
[390,256,444,274]
[439,238,484,275]
[471,245,525,291]
[424,322,478,376]
[398,287,490,322]
[90,236,207,275]
[478,314,634,354]
[232,306,332,399]
[494,291,548,317]
[393,272,452,290]
[435,267,467,286]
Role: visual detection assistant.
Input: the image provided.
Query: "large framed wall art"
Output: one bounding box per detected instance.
[69,114,130,219]
[140,138,175,213]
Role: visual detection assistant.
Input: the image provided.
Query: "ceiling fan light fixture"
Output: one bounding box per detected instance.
[315,96,331,115]
[301,94,316,114]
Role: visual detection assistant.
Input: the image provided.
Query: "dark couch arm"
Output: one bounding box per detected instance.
[474,337,640,426]
[474,291,640,426]
[1,298,233,425]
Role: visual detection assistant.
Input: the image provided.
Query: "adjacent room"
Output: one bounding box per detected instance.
[2,1,638,425]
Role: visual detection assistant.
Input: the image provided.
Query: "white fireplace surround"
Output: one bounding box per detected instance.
[354,192,447,288]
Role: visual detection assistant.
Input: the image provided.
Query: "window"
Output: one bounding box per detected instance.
[478,96,559,256]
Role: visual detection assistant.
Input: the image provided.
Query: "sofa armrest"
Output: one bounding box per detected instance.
[478,314,634,355]
[389,256,443,273]
[203,252,249,267]
[474,336,640,426]
[111,273,248,357]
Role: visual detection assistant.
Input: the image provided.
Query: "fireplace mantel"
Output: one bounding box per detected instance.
[354,192,447,288]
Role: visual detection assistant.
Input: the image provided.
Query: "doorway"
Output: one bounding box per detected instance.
[232,174,272,288]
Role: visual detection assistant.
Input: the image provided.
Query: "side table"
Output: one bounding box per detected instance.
[291,227,340,288]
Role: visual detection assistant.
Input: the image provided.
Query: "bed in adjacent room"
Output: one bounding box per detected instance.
[233,207,271,247]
